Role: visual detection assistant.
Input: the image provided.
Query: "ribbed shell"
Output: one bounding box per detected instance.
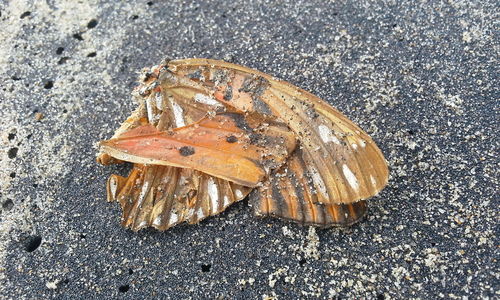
[97,58,389,231]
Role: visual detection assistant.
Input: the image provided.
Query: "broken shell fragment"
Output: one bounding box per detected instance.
[97,58,389,231]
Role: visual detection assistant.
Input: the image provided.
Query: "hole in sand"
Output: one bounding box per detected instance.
[201,264,211,272]
[118,285,129,293]
[87,19,98,29]
[2,199,14,211]
[25,235,42,252]
[44,80,54,89]
[8,147,18,159]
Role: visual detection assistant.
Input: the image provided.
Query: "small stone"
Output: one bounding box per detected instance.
[46,280,59,289]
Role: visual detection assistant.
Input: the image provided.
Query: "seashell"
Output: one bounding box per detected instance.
[97,59,389,231]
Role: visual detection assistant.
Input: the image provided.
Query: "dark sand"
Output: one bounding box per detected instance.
[1,1,497,298]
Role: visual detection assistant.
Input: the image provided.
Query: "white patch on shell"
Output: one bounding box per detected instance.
[342,164,359,191]
[359,140,367,148]
[308,166,328,198]
[207,178,219,213]
[318,124,340,144]
[109,176,118,200]
[196,207,205,219]
[145,97,155,122]
[370,175,377,187]
[150,65,160,72]
[223,195,230,207]
[169,97,186,128]
[138,221,147,228]
[194,93,222,107]
[234,188,244,199]
[169,213,179,225]
[153,216,162,226]
[155,92,164,109]
[137,181,150,208]
[351,143,358,150]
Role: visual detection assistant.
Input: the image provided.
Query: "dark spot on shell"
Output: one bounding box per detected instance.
[213,69,230,85]
[223,112,252,132]
[252,96,272,115]
[187,69,202,80]
[249,133,263,145]
[239,76,269,96]
[215,105,226,114]
[223,85,232,101]
[226,135,238,143]
[239,76,272,114]
[271,178,287,214]
[179,146,195,156]
[306,107,319,119]
[143,72,153,82]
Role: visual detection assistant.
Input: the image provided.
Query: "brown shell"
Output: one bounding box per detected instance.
[97,58,389,231]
